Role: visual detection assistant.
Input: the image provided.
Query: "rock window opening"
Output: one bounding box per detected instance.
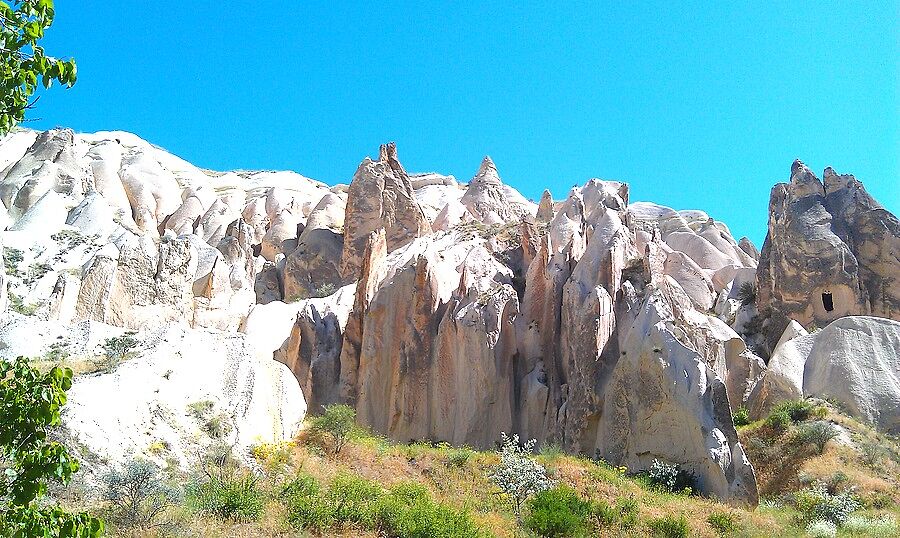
[822,292,834,312]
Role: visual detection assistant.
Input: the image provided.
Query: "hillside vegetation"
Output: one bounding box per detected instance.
[54,401,898,538]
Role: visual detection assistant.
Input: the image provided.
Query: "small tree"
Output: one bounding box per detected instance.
[102,458,180,530]
[1,0,78,135]
[795,422,839,454]
[0,357,103,537]
[489,432,553,519]
[309,404,356,455]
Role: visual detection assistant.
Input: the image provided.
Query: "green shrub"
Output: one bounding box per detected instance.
[189,469,264,522]
[771,400,819,423]
[793,421,838,454]
[102,332,139,361]
[647,459,695,493]
[794,484,859,526]
[588,495,638,530]
[327,474,382,528]
[732,407,751,427]
[282,473,332,532]
[377,482,485,538]
[3,246,23,274]
[524,485,592,538]
[309,404,357,455]
[765,410,791,433]
[102,459,180,530]
[736,281,756,306]
[707,511,738,535]
[539,443,564,461]
[445,446,473,468]
[283,474,488,537]
[612,496,638,529]
[647,514,690,538]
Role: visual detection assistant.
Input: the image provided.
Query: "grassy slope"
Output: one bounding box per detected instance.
[96,401,898,537]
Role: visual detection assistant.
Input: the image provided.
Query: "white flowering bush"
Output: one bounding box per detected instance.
[489,433,553,517]
[842,514,898,537]
[795,484,860,526]
[805,519,837,538]
[648,459,678,490]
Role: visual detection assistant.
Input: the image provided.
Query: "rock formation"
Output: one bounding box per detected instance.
[756,160,900,353]
[2,127,898,506]
[340,143,432,279]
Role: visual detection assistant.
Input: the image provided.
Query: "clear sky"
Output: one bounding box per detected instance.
[28,1,899,246]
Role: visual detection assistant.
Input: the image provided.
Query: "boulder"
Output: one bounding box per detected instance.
[803,316,900,433]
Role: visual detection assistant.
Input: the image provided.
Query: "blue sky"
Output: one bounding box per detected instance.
[29,1,899,246]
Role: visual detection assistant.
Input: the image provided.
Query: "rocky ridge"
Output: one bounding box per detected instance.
[1,128,898,506]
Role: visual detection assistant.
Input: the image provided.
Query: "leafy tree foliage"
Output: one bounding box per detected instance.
[1,0,77,135]
[489,433,553,518]
[309,404,357,455]
[0,357,103,537]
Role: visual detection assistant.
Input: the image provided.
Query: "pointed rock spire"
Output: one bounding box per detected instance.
[536,190,554,222]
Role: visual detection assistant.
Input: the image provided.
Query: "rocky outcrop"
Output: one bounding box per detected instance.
[282,193,345,301]
[803,317,900,434]
[756,161,900,353]
[746,316,900,433]
[597,281,758,505]
[8,128,899,505]
[0,316,304,473]
[460,157,519,225]
[340,143,432,279]
[746,321,814,418]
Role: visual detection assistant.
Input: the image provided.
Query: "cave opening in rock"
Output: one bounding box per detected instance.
[822,292,834,312]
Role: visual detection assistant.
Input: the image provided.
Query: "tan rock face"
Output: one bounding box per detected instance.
[340,143,432,279]
[756,161,900,352]
[597,282,758,505]
[22,130,900,506]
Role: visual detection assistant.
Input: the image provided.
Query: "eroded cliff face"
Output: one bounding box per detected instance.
[755,160,900,353]
[3,128,897,505]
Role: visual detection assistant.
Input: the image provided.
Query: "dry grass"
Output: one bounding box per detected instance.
[94,407,898,537]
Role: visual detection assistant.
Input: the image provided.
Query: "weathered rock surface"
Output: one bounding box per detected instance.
[340,143,432,279]
[756,161,900,354]
[0,316,304,474]
[803,317,900,434]
[4,127,899,505]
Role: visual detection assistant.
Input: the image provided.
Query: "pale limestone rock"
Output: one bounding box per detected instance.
[432,200,472,231]
[48,272,82,323]
[118,149,183,236]
[9,190,69,234]
[275,286,355,412]
[282,193,346,302]
[66,191,119,238]
[746,321,814,418]
[59,321,305,473]
[260,207,302,262]
[0,129,86,219]
[338,230,388,405]
[803,316,900,433]
[738,237,759,261]
[460,157,518,225]
[755,161,899,353]
[596,283,758,506]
